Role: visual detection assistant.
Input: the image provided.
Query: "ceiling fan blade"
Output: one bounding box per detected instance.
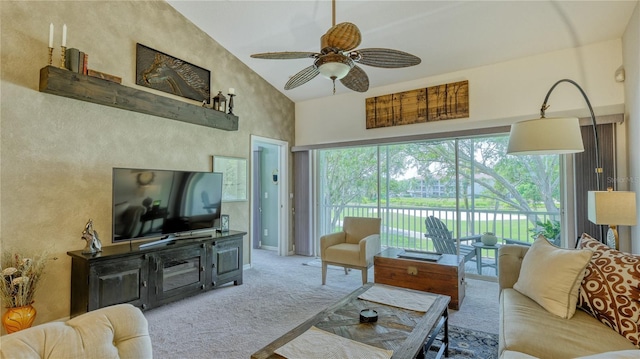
[251,52,318,60]
[354,48,422,68]
[340,65,369,92]
[321,22,361,51]
[285,65,320,90]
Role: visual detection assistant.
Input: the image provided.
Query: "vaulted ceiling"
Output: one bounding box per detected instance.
[168,1,636,103]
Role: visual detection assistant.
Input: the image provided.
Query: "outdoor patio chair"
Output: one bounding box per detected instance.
[424,216,480,264]
[320,216,381,285]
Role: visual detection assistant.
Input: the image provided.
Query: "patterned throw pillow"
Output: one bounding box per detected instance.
[578,233,640,348]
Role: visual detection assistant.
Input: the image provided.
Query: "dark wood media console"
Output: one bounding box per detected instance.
[67,230,245,317]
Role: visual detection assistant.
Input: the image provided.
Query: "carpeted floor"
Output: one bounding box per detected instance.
[145,249,499,358]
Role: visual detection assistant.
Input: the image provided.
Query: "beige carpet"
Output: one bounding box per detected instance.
[144,249,500,359]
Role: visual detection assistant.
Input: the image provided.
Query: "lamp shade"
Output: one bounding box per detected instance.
[506,117,584,155]
[588,190,637,225]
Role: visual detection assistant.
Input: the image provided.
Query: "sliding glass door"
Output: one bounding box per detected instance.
[316,134,561,277]
[318,147,380,235]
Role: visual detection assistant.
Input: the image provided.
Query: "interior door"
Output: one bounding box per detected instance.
[251,135,289,256]
[257,143,280,249]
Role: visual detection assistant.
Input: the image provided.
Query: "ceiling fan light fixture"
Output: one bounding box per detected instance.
[250,1,420,93]
[315,53,353,80]
[318,62,350,80]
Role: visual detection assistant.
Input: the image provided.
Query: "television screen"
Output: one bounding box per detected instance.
[112,168,223,243]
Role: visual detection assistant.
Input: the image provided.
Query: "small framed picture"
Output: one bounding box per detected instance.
[213,156,248,202]
[220,214,229,232]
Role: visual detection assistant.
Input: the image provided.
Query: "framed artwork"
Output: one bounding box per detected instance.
[365,80,469,129]
[213,156,248,202]
[220,214,230,232]
[135,43,211,102]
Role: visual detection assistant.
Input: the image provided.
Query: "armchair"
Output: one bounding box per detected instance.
[320,217,382,285]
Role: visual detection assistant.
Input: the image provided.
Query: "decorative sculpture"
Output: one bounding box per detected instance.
[81,219,103,254]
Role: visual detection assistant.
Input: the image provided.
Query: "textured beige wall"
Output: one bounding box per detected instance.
[0,0,294,326]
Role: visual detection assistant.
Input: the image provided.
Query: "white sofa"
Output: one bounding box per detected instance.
[498,244,638,358]
[0,304,152,359]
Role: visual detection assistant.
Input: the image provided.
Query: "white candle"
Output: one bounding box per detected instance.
[49,23,54,48]
[228,88,235,95]
[62,24,67,47]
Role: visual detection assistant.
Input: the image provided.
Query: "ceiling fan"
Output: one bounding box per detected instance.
[250,0,421,94]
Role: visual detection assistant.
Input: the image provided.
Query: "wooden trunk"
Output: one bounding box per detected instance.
[374,248,465,310]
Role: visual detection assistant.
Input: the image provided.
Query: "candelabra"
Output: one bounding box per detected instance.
[48,47,54,66]
[228,93,235,115]
[60,46,66,69]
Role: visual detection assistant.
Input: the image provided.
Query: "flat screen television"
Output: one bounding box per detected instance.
[112,168,223,243]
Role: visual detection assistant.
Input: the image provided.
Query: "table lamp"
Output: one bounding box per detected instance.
[588,189,637,250]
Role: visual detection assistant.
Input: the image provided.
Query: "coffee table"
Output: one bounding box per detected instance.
[374,248,465,309]
[251,283,450,359]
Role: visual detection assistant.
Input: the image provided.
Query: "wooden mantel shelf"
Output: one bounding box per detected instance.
[39,66,239,131]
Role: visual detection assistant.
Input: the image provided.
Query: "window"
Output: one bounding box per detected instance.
[316,134,562,277]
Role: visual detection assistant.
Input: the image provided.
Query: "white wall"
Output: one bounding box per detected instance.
[623,1,640,252]
[295,39,624,147]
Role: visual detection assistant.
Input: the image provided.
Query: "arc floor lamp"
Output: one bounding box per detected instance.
[506,79,636,250]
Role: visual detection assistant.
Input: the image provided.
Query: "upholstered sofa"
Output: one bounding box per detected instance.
[498,239,639,359]
[0,303,152,359]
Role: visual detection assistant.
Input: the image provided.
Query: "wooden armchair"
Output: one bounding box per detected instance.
[424,216,480,264]
[320,217,382,285]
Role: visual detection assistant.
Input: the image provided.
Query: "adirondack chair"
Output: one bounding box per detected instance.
[424,216,480,263]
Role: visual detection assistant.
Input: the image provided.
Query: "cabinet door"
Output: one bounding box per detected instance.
[151,245,206,306]
[89,255,149,311]
[211,236,243,286]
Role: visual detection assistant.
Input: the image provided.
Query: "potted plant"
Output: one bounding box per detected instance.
[529,219,561,246]
[1,251,49,333]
